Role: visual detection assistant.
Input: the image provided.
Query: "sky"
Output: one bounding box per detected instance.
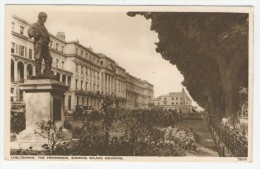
[7,5,202,109]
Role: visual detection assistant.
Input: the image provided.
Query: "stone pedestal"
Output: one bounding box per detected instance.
[11,79,70,151]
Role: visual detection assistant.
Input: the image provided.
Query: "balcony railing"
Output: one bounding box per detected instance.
[75,90,127,101]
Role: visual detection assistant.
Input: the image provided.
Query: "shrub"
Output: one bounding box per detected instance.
[11,111,25,134]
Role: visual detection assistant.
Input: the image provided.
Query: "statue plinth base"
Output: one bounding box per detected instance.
[11,79,71,151]
[30,73,59,81]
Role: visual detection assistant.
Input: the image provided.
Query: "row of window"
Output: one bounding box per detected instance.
[75,47,101,65]
[11,22,25,36]
[158,102,183,105]
[116,81,125,93]
[75,79,100,92]
[11,42,33,59]
[75,63,100,79]
[75,64,125,94]
[75,77,126,95]
[101,77,125,94]
[49,41,64,53]
[117,69,124,76]
[67,95,104,110]
[126,93,138,101]
[50,42,104,67]
[164,97,182,101]
[55,59,64,69]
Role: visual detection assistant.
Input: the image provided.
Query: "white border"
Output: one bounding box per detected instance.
[1,0,260,169]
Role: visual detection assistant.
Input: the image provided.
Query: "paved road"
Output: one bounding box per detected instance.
[176,119,219,156]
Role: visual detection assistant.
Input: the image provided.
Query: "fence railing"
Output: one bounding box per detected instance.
[210,120,248,157]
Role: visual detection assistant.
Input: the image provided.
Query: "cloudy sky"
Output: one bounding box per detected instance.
[7,5,202,108]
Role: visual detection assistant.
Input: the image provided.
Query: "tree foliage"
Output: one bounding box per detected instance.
[128,12,248,123]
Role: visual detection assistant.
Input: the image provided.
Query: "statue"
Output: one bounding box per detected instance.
[27,12,53,76]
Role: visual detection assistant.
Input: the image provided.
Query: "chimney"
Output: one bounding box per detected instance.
[56,32,65,41]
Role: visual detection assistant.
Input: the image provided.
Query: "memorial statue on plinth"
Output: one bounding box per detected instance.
[11,12,71,151]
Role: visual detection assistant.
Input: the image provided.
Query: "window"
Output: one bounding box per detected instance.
[56,43,59,51]
[82,97,84,105]
[81,81,83,90]
[49,41,53,48]
[86,68,88,75]
[85,82,88,91]
[100,61,103,66]
[11,22,15,31]
[24,47,27,57]
[11,42,15,53]
[164,97,167,100]
[75,79,78,90]
[61,46,64,53]
[62,61,64,69]
[68,76,71,86]
[76,48,78,55]
[86,68,88,76]
[20,26,24,35]
[56,59,59,68]
[172,102,174,105]
[19,45,24,56]
[29,49,32,59]
[81,50,83,56]
[85,52,88,59]
[176,97,178,100]
[15,44,18,55]
[68,96,71,110]
[172,97,174,100]
[81,65,83,74]
[76,63,78,72]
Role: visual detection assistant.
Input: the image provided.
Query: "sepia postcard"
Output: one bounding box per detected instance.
[4,5,253,162]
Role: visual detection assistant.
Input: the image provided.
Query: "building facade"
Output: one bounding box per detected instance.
[10,15,154,111]
[125,73,153,109]
[151,88,193,113]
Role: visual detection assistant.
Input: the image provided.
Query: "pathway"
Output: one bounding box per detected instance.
[176,119,219,156]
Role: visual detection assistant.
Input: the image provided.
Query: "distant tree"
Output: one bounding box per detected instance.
[128,12,248,124]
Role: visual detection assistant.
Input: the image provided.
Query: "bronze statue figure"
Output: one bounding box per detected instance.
[28,12,53,76]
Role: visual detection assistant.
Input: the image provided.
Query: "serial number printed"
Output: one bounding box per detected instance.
[238,157,247,162]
